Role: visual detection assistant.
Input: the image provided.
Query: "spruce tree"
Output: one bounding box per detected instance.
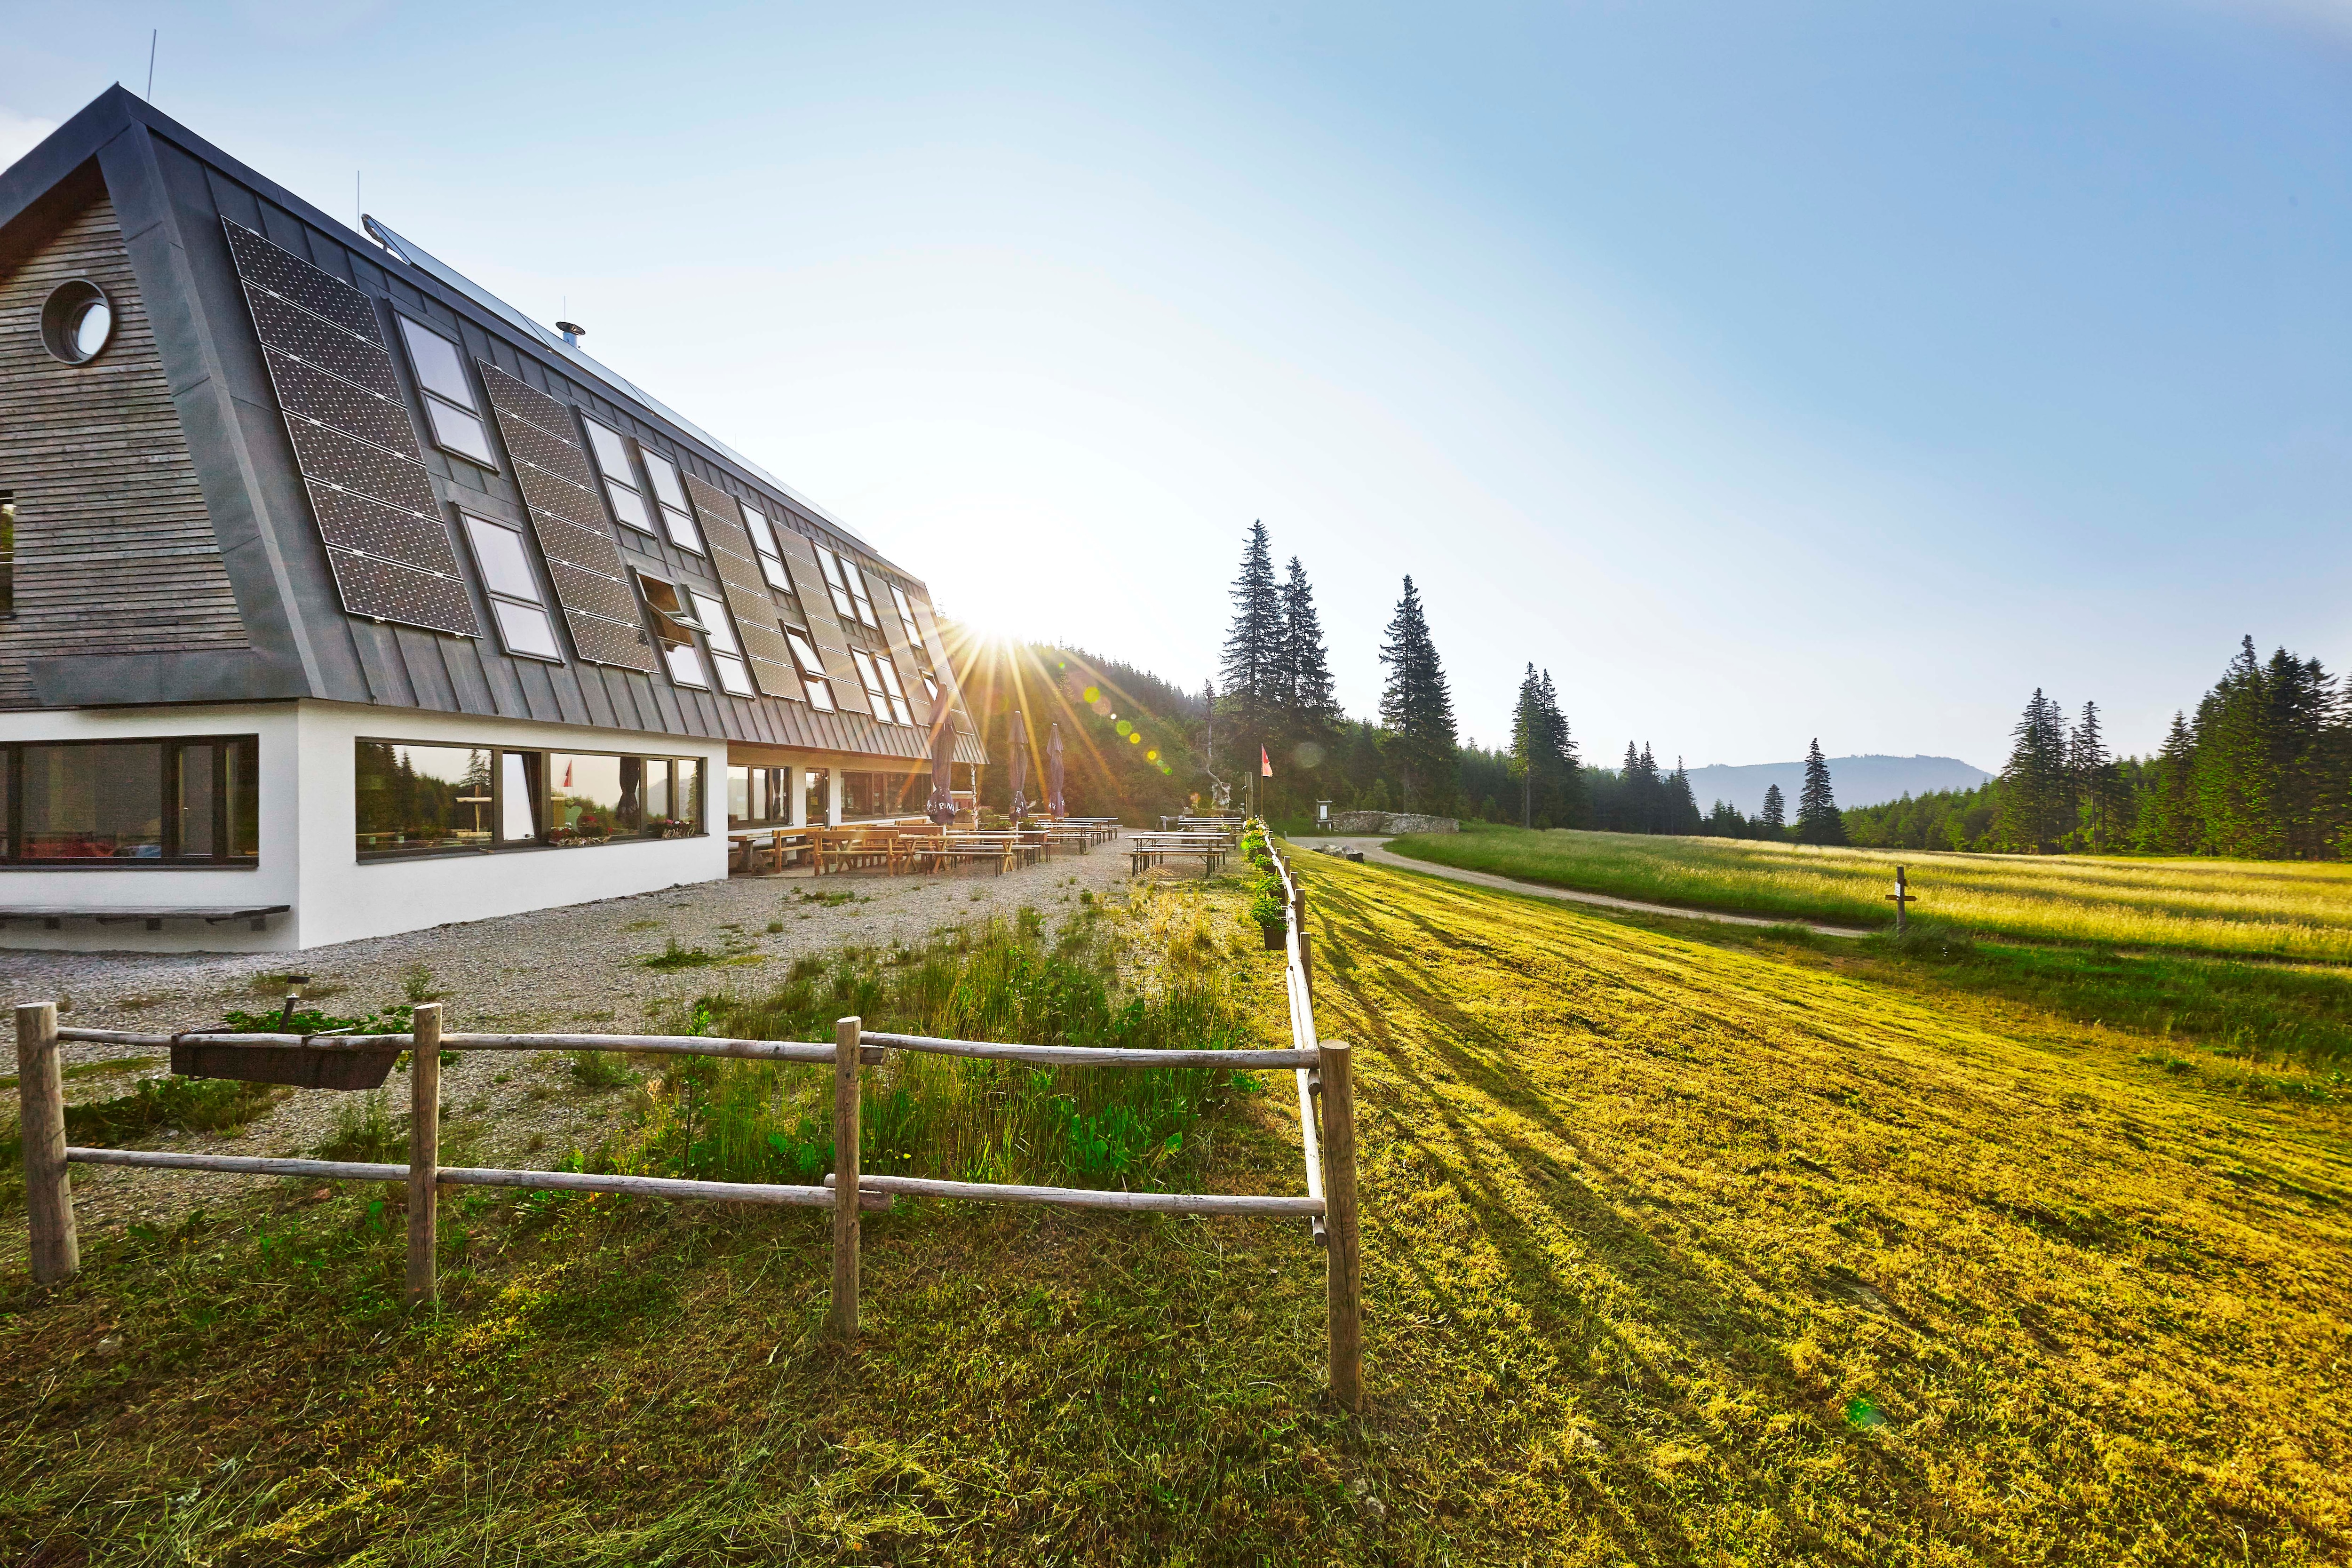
[1539,669,1584,826]
[1760,782,1787,834]
[1995,689,2069,852]
[2192,637,2281,859]
[1509,665,1544,828]
[1274,555,1339,810]
[1796,739,1847,844]
[1376,576,1459,812]
[1217,522,1282,803]
[2069,700,2114,852]
[1666,757,1703,835]
[2136,711,2201,854]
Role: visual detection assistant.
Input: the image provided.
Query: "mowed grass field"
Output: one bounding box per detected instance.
[1388,823,2352,962]
[2,861,2348,1563]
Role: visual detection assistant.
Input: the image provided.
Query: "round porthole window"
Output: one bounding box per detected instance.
[40,279,115,365]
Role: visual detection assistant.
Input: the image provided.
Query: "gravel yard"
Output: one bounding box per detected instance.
[3,845,1140,1230]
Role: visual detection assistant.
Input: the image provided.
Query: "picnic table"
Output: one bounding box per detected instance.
[729,826,814,875]
[1128,831,1231,878]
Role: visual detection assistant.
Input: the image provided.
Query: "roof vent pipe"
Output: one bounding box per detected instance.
[556,320,585,346]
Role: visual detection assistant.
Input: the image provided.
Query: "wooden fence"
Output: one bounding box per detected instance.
[11,825,1364,1404]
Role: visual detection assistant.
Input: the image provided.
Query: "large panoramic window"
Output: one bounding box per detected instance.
[728,765,790,828]
[841,770,923,820]
[358,740,703,857]
[582,417,653,535]
[0,737,258,865]
[396,316,497,469]
[461,512,562,661]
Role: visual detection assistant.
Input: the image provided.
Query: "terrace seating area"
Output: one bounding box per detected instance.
[727,818,1126,879]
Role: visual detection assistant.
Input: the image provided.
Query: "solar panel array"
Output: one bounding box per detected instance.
[682,473,803,700]
[474,361,658,672]
[223,220,481,637]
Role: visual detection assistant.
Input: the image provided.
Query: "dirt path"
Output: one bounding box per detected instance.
[1288,836,1874,938]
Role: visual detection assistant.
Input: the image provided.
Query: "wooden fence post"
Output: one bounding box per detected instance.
[1291,881,1314,1003]
[831,1015,862,1340]
[1318,1038,1361,1410]
[17,1002,78,1285]
[406,1002,441,1310]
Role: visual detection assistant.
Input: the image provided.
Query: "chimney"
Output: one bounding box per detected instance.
[556,320,585,347]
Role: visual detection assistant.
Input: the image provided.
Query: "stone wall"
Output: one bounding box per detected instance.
[1323,811,1459,836]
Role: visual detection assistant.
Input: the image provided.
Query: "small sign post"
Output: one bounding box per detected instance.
[1886,865,1917,933]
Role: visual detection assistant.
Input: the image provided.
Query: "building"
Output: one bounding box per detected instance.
[0,88,981,952]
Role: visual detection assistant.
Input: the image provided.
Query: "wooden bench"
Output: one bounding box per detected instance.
[1128,834,1227,878]
[0,905,292,933]
[729,827,813,875]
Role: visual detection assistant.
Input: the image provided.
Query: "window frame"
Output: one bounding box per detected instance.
[742,501,795,594]
[815,546,860,623]
[581,415,656,536]
[0,491,15,620]
[780,626,837,711]
[636,447,708,556]
[356,737,707,861]
[459,509,564,663]
[871,652,915,726]
[632,570,710,689]
[688,588,756,697]
[0,734,261,868]
[849,648,906,723]
[394,314,499,471]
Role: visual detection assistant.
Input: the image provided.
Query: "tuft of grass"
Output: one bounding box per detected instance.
[310,1091,401,1163]
[640,938,719,971]
[567,1050,634,1090]
[620,904,1260,1192]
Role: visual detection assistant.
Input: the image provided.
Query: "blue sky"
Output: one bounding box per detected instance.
[6,2,2347,772]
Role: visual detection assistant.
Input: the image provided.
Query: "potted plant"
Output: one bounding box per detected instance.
[546,819,610,847]
[644,816,694,839]
[1250,876,1288,950]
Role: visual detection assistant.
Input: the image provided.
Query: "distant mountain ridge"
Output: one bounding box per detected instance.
[1681,755,1993,817]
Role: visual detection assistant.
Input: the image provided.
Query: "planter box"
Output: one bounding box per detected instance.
[1261,923,1287,951]
[170,1041,399,1091]
[546,836,610,848]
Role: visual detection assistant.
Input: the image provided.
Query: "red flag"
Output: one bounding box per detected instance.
[1261,747,1273,778]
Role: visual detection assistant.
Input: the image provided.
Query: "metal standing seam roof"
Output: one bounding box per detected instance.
[358,216,881,559]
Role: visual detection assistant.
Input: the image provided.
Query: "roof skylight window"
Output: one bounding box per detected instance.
[741,501,795,594]
[637,449,707,555]
[690,589,756,697]
[461,511,561,660]
[583,417,654,535]
[633,570,708,688]
[782,627,836,711]
[397,317,497,469]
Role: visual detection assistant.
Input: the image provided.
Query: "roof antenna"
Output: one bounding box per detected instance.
[146,30,157,101]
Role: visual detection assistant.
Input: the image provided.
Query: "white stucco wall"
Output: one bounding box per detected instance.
[0,699,729,953]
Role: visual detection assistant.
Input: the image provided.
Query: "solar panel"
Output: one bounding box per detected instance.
[325,547,479,637]
[307,483,472,574]
[223,219,480,639]
[564,610,656,670]
[222,222,382,338]
[497,415,598,490]
[282,417,442,517]
[748,653,804,701]
[263,349,417,453]
[468,357,659,670]
[512,459,609,534]
[244,287,404,399]
[544,558,642,623]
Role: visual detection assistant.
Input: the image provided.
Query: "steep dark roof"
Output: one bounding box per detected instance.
[0,88,977,763]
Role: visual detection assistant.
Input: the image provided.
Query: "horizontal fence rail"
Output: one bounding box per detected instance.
[14,823,1364,1408]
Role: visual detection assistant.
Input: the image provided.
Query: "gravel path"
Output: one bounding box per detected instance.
[3,845,1138,1230]
[1292,835,1871,937]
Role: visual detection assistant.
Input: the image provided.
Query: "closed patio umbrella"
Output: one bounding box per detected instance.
[1046,722,1066,818]
[1008,709,1030,820]
[925,701,957,825]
